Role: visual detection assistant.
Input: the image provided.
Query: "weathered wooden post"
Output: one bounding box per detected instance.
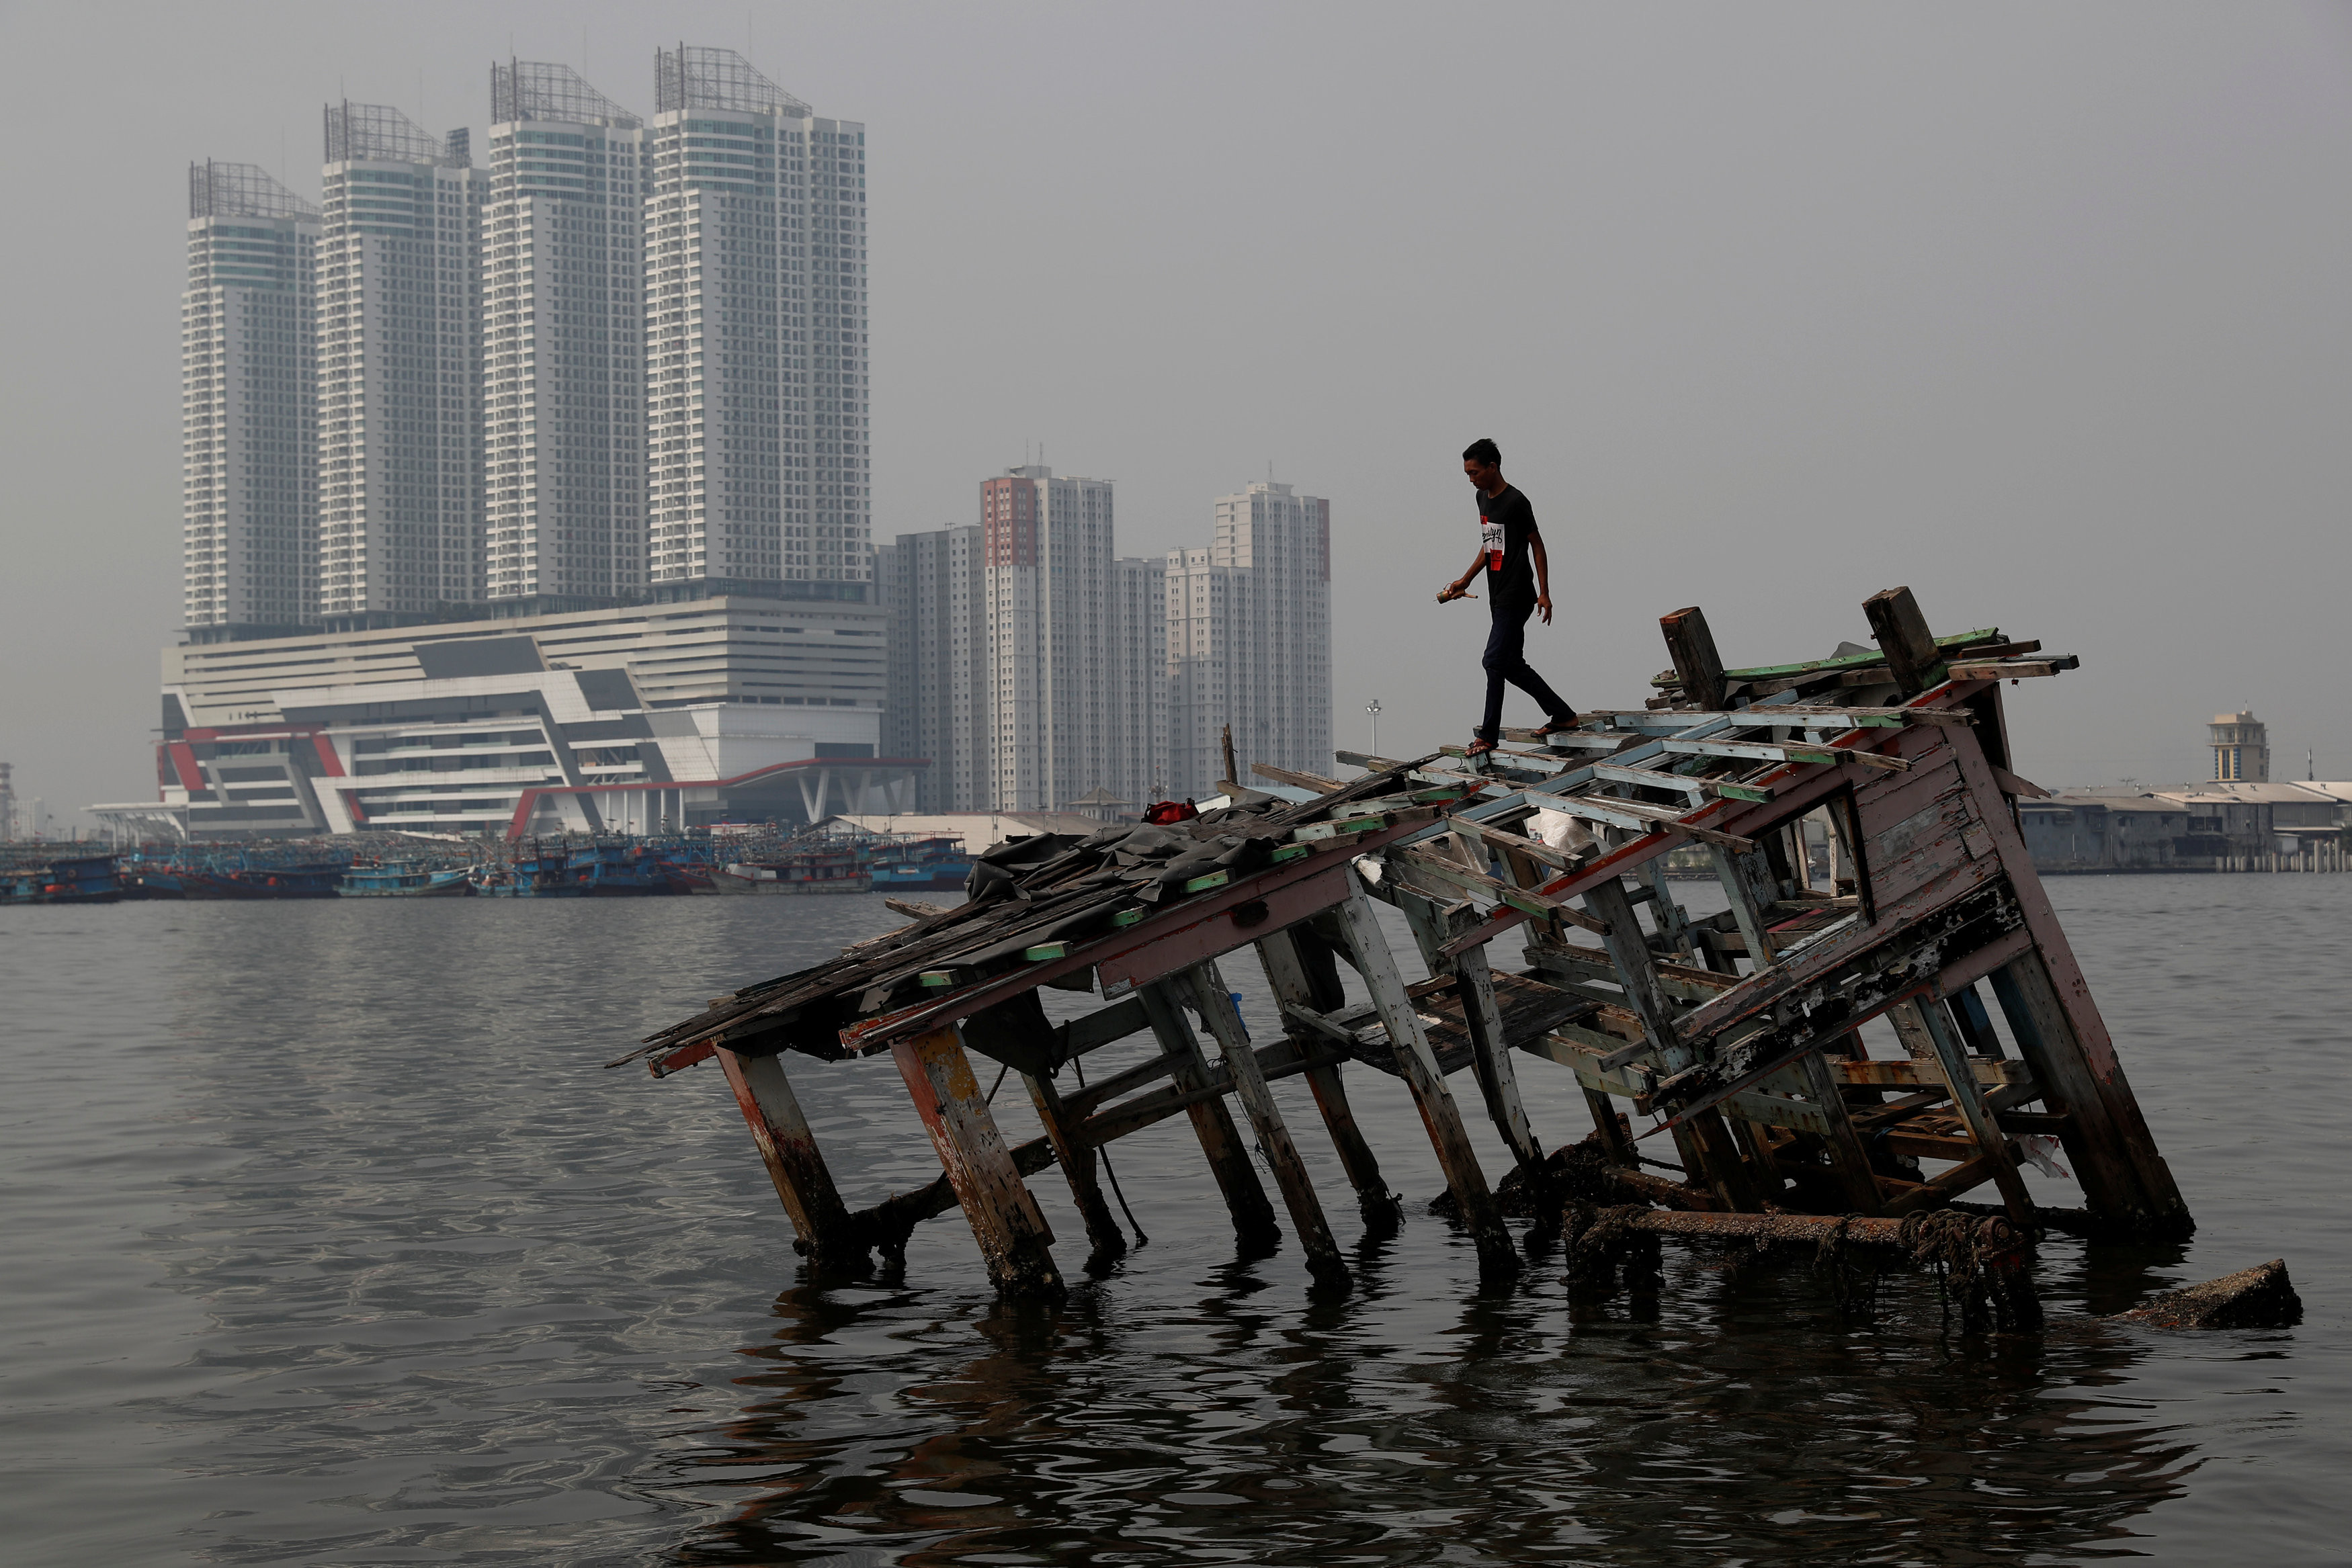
[716,1047,868,1270]
[889,1025,1064,1298]
[1660,605,1729,711]
[1333,868,1518,1280]
[1137,983,1284,1250]
[1022,1071,1128,1262]
[1253,927,1402,1222]
[1182,963,1350,1289]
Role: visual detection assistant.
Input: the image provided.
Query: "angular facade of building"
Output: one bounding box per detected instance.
[980,466,1122,812]
[316,102,486,625]
[103,595,904,840]
[182,162,318,638]
[645,46,870,598]
[484,62,646,605]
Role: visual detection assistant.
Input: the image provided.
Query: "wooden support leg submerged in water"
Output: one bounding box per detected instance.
[1183,963,1350,1289]
[1253,928,1400,1223]
[1138,982,1283,1250]
[890,1025,1064,1299]
[1334,870,1517,1279]
[716,1046,866,1270]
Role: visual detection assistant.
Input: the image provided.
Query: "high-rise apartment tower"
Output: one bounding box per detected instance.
[1165,482,1333,800]
[645,46,870,598]
[483,62,647,605]
[316,102,485,627]
[182,162,318,638]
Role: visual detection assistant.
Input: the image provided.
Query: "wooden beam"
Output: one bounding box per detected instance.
[1895,998,2034,1221]
[1456,943,1544,1171]
[1023,1071,1128,1262]
[1253,928,1400,1223]
[1863,586,1943,695]
[1660,606,1728,712]
[1334,870,1518,1278]
[888,1026,1063,1298]
[716,1047,866,1270]
[1138,982,1282,1248]
[1184,964,1349,1289]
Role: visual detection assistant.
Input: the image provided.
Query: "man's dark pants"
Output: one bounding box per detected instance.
[1481,591,1573,742]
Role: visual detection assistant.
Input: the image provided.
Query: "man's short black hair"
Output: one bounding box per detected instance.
[1462,437,1501,466]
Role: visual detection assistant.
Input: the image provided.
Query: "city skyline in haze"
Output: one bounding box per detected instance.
[3,2,2349,824]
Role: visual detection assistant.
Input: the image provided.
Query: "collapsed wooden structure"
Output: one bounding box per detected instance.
[614,586,2191,1300]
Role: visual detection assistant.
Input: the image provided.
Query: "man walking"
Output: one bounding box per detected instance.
[1437,437,1577,756]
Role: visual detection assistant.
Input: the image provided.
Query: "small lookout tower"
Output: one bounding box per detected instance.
[2211,709,2270,783]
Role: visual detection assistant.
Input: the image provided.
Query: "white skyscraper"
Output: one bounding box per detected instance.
[880,525,986,810]
[1165,482,1333,799]
[644,46,870,599]
[483,62,646,605]
[182,162,318,637]
[316,103,486,625]
[978,466,1124,812]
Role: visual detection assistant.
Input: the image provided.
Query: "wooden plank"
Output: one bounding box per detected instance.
[1663,737,1909,774]
[1137,982,1282,1248]
[716,1047,865,1268]
[1334,871,1518,1278]
[1024,1070,1128,1260]
[1253,761,1348,794]
[1863,586,1944,694]
[1054,995,1153,1061]
[1689,626,2001,686]
[1393,844,1611,934]
[1947,984,2006,1059]
[889,1026,1064,1297]
[1897,998,2033,1219]
[1456,944,1544,1169]
[1660,606,1728,711]
[1253,928,1398,1221]
[1946,656,2078,680]
[1838,1057,2028,1088]
[1939,731,2193,1233]
[1708,844,1777,968]
[1184,964,1349,1288]
[1798,1047,1886,1213]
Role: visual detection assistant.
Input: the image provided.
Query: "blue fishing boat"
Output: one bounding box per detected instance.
[868,834,972,890]
[337,861,473,898]
[470,849,586,898]
[0,853,123,904]
[566,840,676,896]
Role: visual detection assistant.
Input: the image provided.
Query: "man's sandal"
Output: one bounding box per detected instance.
[1465,737,1498,757]
[1531,715,1581,738]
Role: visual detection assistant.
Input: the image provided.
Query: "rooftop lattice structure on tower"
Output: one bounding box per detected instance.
[323,101,464,167]
[655,44,810,117]
[492,60,642,128]
[188,161,319,221]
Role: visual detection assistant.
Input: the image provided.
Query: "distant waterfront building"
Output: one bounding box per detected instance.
[316,102,487,626]
[644,46,870,598]
[91,595,905,840]
[2211,709,2269,783]
[181,161,318,638]
[483,62,646,607]
[1163,482,1333,800]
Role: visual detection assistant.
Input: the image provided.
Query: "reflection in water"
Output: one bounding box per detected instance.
[679,1246,2198,1565]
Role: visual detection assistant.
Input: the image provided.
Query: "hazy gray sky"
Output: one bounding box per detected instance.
[5,3,2348,825]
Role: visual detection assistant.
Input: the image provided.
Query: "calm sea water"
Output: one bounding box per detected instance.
[3,874,2347,1565]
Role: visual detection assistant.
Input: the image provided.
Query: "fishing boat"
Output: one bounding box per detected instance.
[867,834,972,890]
[470,848,586,898]
[0,852,123,904]
[337,861,473,898]
[711,840,874,895]
[566,840,677,896]
[177,864,345,899]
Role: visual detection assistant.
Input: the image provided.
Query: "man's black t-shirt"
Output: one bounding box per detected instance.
[1476,484,1540,606]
